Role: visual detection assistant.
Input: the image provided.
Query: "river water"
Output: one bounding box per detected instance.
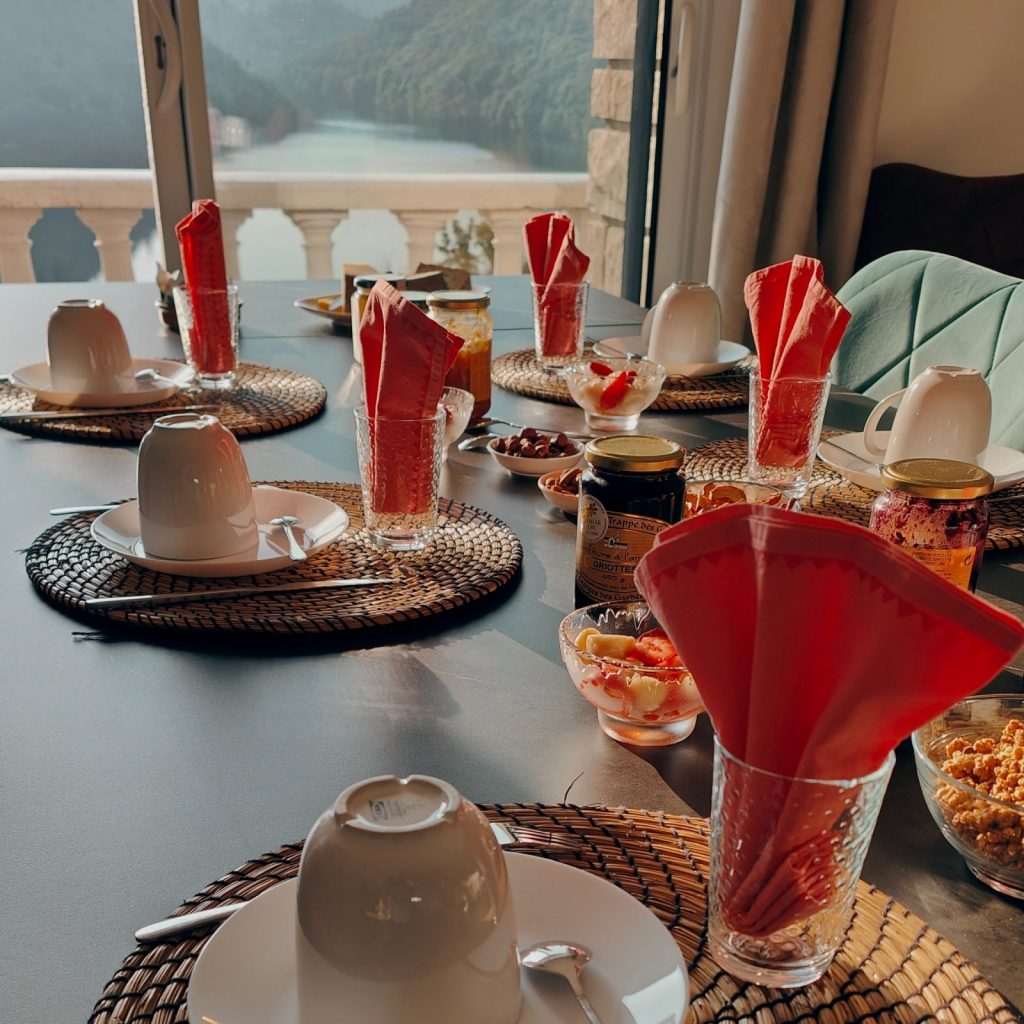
[131,116,538,281]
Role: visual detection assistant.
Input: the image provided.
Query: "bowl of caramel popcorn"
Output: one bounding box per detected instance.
[912,695,1024,898]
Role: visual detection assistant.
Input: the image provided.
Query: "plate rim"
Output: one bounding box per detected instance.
[295,295,353,326]
[9,357,192,407]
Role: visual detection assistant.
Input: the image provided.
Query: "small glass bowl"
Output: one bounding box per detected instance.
[440,386,474,460]
[684,479,787,518]
[558,601,704,746]
[912,695,1024,898]
[564,356,666,432]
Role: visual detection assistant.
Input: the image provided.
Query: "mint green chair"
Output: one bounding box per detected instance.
[834,250,1024,450]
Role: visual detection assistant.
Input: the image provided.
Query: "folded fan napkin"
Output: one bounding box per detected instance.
[636,504,1024,935]
[747,255,851,467]
[360,282,463,514]
[175,199,233,373]
[524,212,589,357]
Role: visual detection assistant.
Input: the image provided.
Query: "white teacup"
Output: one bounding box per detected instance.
[647,282,721,367]
[863,365,991,465]
[137,413,258,560]
[295,774,521,1024]
[47,299,133,392]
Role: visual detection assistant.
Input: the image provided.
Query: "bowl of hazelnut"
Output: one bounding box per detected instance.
[912,694,1024,898]
[538,467,583,514]
[487,429,583,478]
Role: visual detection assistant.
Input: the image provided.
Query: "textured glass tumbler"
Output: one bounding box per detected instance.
[354,406,445,551]
[173,283,240,389]
[747,373,830,499]
[532,282,588,367]
[708,737,894,988]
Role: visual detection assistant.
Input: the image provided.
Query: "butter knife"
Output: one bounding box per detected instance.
[85,578,396,609]
[0,404,217,421]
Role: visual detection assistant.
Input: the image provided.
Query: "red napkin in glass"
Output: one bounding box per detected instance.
[746,255,850,467]
[636,504,1024,935]
[175,199,233,373]
[524,212,590,357]
[359,281,463,514]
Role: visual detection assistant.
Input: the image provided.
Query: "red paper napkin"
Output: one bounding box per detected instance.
[359,282,463,514]
[636,504,1024,935]
[524,212,590,357]
[175,199,233,373]
[746,255,850,467]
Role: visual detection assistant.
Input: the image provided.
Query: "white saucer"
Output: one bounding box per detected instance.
[188,854,688,1024]
[9,357,193,407]
[818,431,1024,493]
[90,486,350,577]
[596,336,749,377]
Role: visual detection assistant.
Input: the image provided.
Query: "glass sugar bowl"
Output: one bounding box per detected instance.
[427,290,493,423]
[869,458,993,591]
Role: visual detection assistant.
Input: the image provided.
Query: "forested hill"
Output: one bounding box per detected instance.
[277,0,596,169]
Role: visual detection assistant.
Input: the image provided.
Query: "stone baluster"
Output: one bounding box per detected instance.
[397,211,442,271]
[483,210,526,275]
[286,211,345,279]
[76,208,143,282]
[0,208,42,283]
[219,208,251,281]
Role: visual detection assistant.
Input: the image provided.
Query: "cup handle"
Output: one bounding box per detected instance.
[862,389,905,458]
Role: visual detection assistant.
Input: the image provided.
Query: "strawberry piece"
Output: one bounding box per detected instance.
[599,370,632,410]
[634,628,679,667]
[589,360,614,377]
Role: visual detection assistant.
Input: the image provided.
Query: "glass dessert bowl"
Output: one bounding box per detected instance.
[912,695,1024,898]
[558,601,704,746]
[564,356,666,431]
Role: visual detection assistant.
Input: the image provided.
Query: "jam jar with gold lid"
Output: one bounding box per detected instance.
[575,435,686,606]
[869,458,993,591]
[427,290,493,422]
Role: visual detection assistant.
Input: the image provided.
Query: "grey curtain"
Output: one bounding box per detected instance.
[708,0,897,343]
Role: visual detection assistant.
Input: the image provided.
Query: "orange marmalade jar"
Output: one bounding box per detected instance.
[427,290,492,422]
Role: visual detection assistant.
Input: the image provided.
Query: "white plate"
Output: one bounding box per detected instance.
[90,486,350,577]
[595,337,749,378]
[818,431,1024,493]
[294,294,353,330]
[9,358,193,407]
[188,854,688,1024]
[488,437,585,478]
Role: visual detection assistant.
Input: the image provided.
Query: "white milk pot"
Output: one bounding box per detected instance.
[647,282,721,367]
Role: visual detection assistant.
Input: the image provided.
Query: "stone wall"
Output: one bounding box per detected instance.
[582,0,638,296]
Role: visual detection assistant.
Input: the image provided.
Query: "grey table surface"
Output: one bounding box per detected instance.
[1,277,1021,1021]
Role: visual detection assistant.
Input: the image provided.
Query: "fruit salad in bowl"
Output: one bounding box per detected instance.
[564,356,666,431]
[558,601,704,745]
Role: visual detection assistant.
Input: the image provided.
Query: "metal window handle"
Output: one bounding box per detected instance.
[145,0,182,112]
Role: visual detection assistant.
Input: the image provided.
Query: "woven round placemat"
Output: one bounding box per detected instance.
[24,481,521,636]
[88,804,1017,1024]
[686,437,1024,552]
[0,362,326,444]
[492,349,754,411]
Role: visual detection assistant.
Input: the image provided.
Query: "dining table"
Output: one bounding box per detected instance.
[1,276,1022,1023]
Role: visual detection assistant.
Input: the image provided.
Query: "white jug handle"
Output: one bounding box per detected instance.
[863,389,905,458]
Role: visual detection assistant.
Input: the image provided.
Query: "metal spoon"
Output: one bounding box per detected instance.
[269,515,307,561]
[134,367,182,388]
[465,418,593,439]
[521,941,604,1024]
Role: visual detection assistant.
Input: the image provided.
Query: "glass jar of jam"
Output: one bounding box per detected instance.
[575,435,686,607]
[869,458,993,591]
[427,290,493,422]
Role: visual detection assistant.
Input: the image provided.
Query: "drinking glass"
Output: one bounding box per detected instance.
[354,405,445,551]
[708,737,894,988]
[532,282,588,367]
[173,283,240,389]
[747,372,830,498]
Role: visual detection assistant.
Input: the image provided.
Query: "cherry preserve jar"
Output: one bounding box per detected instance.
[869,458,993,591]
[575,435,686,607]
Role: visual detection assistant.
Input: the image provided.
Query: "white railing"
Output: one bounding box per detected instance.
[0,168,590,283]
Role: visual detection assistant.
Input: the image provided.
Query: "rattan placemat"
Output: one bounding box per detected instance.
[88,804,1017,1024]
[25,481,522,636]
[492,349,754,411]
[0,362,326,443]
[686,437,1024,552]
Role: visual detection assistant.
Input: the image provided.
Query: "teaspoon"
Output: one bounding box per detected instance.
[521,941,605,1024]
[269,515,307,561]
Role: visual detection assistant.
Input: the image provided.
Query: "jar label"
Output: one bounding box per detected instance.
[905,546,976,590]
[576,495,669,602]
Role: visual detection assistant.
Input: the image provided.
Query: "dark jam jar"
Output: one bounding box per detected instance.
[575,435,686,607]
[869,458,993,591]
